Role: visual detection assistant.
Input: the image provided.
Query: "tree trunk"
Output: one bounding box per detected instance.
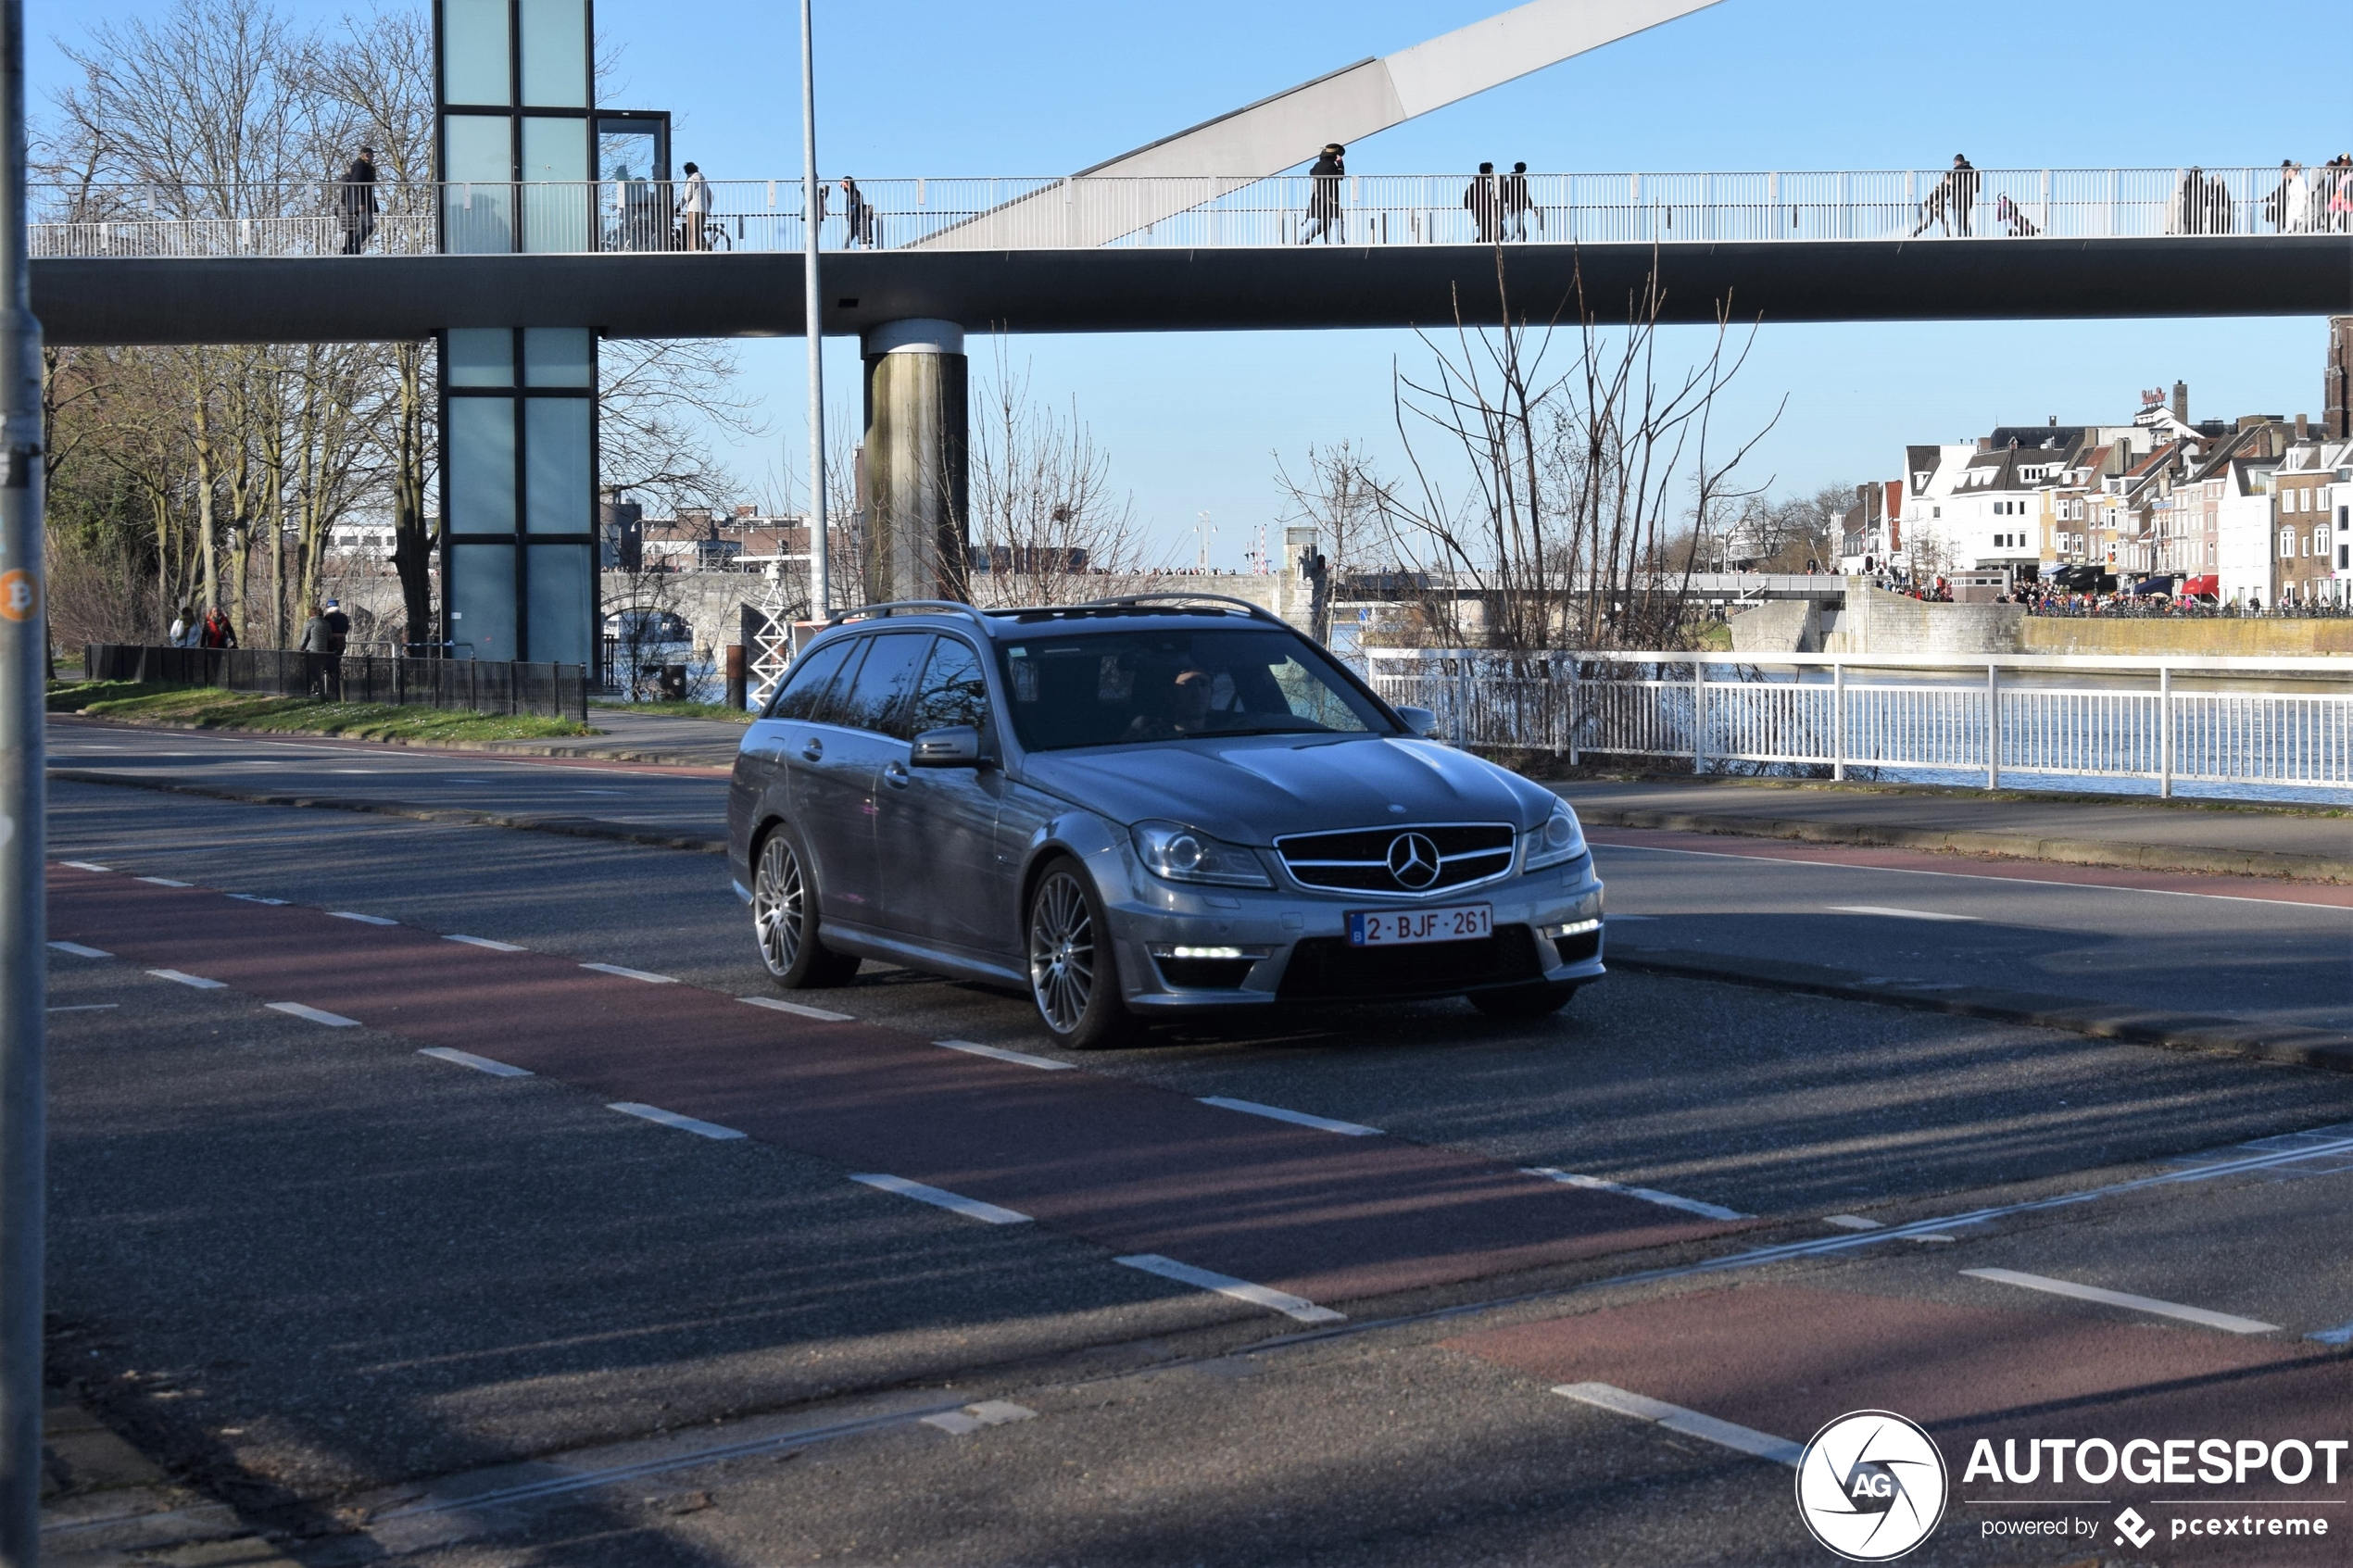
[390,340,434,654]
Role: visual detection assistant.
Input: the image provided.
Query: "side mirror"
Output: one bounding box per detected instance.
[1393,705,1442,740]
[911,724,985,768]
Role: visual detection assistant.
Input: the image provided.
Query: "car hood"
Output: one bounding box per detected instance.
[1017,735,1560,843]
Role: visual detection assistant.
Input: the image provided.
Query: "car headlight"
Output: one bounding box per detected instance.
[1130,820,1272,887]
[1520,804,1587,871]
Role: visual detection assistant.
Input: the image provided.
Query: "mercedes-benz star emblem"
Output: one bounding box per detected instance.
[1386,832,1441,889]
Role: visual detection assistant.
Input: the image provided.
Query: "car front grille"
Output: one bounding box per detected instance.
[1277,925,1543,1001]
[1274,823,1516,896]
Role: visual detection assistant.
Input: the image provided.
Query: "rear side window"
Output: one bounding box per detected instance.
[769,637,854,721]
[836,632,930,737]
[906,637,989,734]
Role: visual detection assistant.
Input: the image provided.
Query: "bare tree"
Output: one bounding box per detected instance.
[1372,251,1778,653]
[597,337,766,514]
[962,342,1167,608]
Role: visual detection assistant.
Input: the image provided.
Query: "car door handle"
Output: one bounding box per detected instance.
[800,738,824,762]
[881,760,911,789]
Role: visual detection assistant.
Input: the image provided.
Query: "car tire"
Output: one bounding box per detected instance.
[752,827,862,989]
[1468,981,1579,1019]
[1026,859,1133,1051]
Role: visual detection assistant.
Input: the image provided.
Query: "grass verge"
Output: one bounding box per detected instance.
[56,683,596,742]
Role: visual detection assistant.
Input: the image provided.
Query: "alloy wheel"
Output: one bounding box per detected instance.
[1028,870,1096,1035]
[753,834,806,977]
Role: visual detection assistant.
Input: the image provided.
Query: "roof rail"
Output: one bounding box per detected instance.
[826,599,994,629]
[1077,591,1287,626]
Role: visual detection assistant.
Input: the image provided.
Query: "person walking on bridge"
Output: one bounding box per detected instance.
[1501,161,1536,240]
[678,161,712,250]
[837,176,875,248]
[1465,162,1500,243]
[338,144,378,255]
[1299,144,1345,244]
[1913,154,1977,236]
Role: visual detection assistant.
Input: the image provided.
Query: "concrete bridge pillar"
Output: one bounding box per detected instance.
[860,320,969,605]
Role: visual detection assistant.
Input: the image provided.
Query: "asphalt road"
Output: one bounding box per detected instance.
[37,746,2353,1565]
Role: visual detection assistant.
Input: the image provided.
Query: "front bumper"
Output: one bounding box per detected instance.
[1097,850,1606,1012]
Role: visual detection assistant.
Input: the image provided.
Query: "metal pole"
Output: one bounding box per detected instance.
[0,0,43,1557]
[1985,660,2001,790]
[1831,659,1845,781]
[1691,658,1707,775]
[2158,664,2173,798]
[799,0,828,621]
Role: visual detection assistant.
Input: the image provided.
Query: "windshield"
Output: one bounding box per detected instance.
[998,627,1397,752]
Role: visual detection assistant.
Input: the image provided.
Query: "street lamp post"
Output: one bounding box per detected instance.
[799,0,828,621]
[0,0,44,1561]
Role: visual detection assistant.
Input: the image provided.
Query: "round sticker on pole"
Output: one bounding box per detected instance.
[0,570,38,622]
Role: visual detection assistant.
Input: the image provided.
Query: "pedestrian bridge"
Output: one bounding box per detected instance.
[31,167,2351,344]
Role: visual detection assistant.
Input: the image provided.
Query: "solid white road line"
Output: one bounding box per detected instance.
[47,941,111,959]
[849,1173,1033,1223]
[444,935,526,952]
[607,1102,746,1140]
[1960,1268,2283,1334]
[328,911,398,926]
[737,996,855,1022]
[1114,1253,1345,1324]
[58,861,109,872]
[1822,1213,1884,1231]
[580,962,676,984]
[922,1401,1037,1435]
[934,1038,1074,1071]
[1521,1167,1750,1222]
[1552,1383,1804,1467]
[418,1047,533,1078]
[48,1004,119,1012]
[573,788,627,796]
[226,894,290,906]
[146,969,224,990]
[1594,841,2353,913]
[1198,1096,1381,1137]
[133,876,193,888]
[267,1001,361,1028]
[1827,905,1979,922]
[331,769,380,775]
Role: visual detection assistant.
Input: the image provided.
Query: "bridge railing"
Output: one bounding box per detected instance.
[32,167,2347,259]
[1362,649,2353,800]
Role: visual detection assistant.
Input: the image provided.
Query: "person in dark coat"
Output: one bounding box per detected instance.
[338,145,378,255]
[1501,160,1536,240]
[1300,144,1345,244]
[1464,161,1500,243]
[198,606,237,649]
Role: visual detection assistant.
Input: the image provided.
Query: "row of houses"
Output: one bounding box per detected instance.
[1840,319,2353,605]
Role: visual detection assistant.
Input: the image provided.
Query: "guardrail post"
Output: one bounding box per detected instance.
[2158,663,2173,798]
[1831,659,1845,781]
[1692,658,1707,775]
[1984,661,2001,790]
[1565,657,1579,765]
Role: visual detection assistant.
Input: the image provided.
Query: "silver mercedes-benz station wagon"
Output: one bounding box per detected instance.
[726,595,1604,1048]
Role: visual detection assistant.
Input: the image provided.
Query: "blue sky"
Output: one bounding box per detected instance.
[34,0,2353,564]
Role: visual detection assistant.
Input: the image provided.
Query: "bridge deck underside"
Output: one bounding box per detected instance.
[33,235,2351,345]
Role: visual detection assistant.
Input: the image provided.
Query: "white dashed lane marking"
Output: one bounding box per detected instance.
[933,1038,1074,1071]
[58,861,110,872]
[47,942,111,959]
[444,935,526,952]
[1522,1168,1750,1222]
[1826,905,1978,922]
[607,1102,745,1140]
[923,1401,1037,1435]
[226,894,290,906]
[419,1047,533,1078]
[738,996,854,1022]
[134,876,193,888]
[329,911,399,926]
[1114,1253,1344,1324]
[1960,1268,2282,1335]
[1197,1097,1381,1137]
[849,1173,1033,1224]
[581,962,676,985]
[147,969,225,990]
[1553,1383,1803,1467]
[267,1002,361,1028]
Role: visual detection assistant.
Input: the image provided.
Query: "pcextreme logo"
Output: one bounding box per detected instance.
[1795,1411,1948,1562]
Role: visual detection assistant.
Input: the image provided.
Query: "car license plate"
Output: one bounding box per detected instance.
[1347,904,1493,947]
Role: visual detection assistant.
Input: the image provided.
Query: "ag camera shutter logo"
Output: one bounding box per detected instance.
[1795,1410,1947,1561]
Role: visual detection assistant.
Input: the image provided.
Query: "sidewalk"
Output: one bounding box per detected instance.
[1554,776,2353,884]
[481,706,748,768]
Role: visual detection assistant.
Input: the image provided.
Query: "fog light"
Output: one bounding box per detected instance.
[1539,919,1601,939]
[1151,945,1270,960]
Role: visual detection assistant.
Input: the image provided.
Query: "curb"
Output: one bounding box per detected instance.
[1607,940,2353,1075]
[1573,805,2353,886]
[53,714,735,772]
[48,770,728,855]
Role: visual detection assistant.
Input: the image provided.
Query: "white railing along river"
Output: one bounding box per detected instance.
[31,165,2347,259]
[1363,651,2353,801]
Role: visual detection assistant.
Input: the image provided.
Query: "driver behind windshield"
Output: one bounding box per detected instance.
[1123,664,1216,741]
